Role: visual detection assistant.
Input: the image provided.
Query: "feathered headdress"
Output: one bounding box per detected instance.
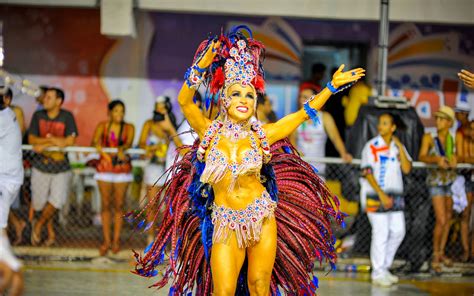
[191,26,266,113]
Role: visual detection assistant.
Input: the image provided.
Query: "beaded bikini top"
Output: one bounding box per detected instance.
[198,119,271,190]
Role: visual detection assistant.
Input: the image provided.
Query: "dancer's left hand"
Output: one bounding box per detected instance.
[331,65,365,88]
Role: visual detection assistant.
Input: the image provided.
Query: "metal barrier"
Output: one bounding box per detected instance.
[8,146,474,269]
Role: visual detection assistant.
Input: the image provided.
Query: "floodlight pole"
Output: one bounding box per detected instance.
[377,0,389,96]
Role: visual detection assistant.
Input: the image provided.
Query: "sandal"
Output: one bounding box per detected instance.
[440,255,453,267]
[12,220,26,246]
[43,237,56,247]
[30,220,41,246]
[111,242,121,254]
[431,260,442,274]
[99,243,110,256]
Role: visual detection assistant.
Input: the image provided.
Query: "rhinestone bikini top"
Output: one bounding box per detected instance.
[200,129,263,190]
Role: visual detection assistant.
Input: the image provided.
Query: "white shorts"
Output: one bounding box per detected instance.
[143,163,166,187]
[31,168,73,211]
[0,183,21,228]
[94,172,133,183]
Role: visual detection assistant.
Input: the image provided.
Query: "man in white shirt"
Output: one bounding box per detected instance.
[360,113,412,287]
[0,90,25,295]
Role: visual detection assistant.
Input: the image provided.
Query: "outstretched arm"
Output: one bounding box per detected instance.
[178,41,220,138]
[263,65,365,145]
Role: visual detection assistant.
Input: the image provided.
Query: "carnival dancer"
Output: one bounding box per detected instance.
[130,27,364,295]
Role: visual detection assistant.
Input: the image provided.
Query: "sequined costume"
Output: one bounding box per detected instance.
[128,26,346,296]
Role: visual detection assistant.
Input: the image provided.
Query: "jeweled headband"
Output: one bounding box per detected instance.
[191,26,265,114]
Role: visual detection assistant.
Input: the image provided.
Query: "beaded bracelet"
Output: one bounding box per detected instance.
[184,65,205,90]
[326,81,355,94]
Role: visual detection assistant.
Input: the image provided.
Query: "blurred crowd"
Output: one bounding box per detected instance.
[0,66,473,293]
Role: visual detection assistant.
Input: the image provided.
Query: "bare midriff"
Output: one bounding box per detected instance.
[213,175,266,210]
[205,136,266,210]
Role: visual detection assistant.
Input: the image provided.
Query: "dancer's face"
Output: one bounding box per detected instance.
[226,83,256,122]
[377,114,396,137]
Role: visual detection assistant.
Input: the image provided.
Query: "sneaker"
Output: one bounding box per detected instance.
[372,276,393,287]
[385,271,399,284]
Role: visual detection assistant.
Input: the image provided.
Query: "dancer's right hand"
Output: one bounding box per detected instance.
[197,40,221,69]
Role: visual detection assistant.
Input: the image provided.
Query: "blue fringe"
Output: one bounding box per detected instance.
[144,240,154,254]
[303,102,320,126]
[188,152,215,262]
[261,163,278,203]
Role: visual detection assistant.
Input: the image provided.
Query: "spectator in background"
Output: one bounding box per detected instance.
[419,106,457,273]
[456,118,474,262]
[342,75,371,127]
[28,87,78,247]
[92,99,134,256]
[292,84,352,179]
[165,93,204,173]
[35,86,49,110]
[302,62,326,93]
[360,113,412,287]
[139,96,182,244]
[325,67,349,157]
[1,88,27,245]
[256,93,276,124]
[0,89,25,296]
[457,68,474,262]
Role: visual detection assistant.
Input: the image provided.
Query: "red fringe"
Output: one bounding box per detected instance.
[132,139,342,295]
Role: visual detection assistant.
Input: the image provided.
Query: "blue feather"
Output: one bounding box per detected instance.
[144,221,153,232]
[174,238,182,260]
[229,25,254,39]
[261,163,278,202]
[312,275,319,288]
[144,240,154,254]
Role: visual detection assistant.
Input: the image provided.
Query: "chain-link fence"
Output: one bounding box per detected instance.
[9,147,149,253]
[8,147,474,269]
[317,159,474,271]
